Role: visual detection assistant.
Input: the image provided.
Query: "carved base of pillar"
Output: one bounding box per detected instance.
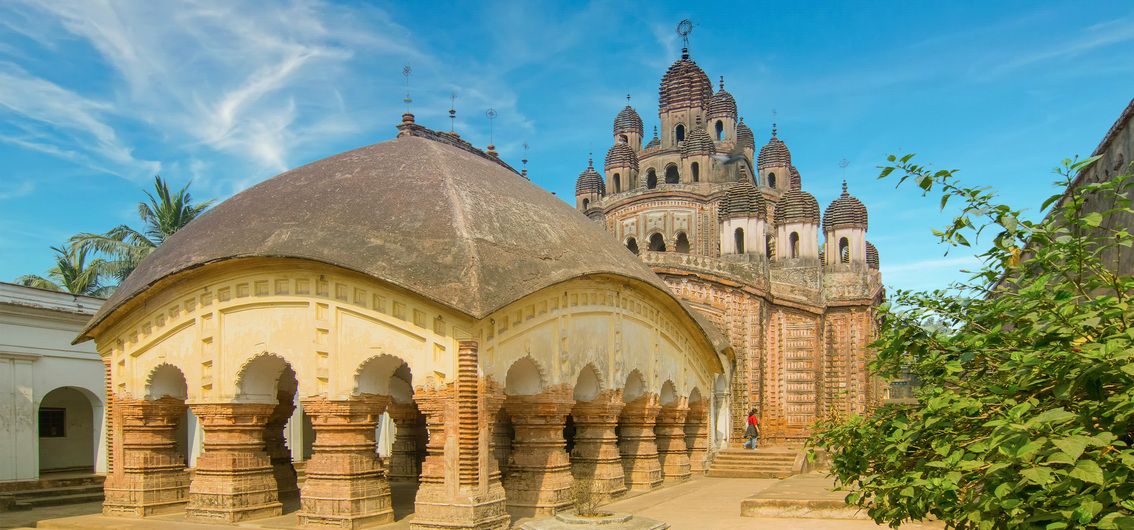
[502,389,575,518]
[103,469,190,517]
[656,406,691,483]
[386,402,424,484]
[619,397,662,493]
[410,482,510,530]
[570,392,626,502]
[102,398,190,517]
[186,403,282,523]
[686,405,710,475]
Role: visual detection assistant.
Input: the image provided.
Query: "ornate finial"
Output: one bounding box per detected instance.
[485,108,497,146]
[448,92,457,132]
[676,19,693,59]
[402,65,413,109]
[653,125,659,138]
[772,109,778,137]
[839,158,850,194]
[522,141,529,177]
[719,75,725,90]
[587,151,594,168]
[626,93,632,104]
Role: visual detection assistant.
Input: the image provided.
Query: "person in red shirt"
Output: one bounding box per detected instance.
[743,409,760,449]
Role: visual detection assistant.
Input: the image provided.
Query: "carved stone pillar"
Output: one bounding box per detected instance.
[655,400,691,483]
[685,401,710,474]
[102,398,190,517]
[617,394,662,492]
[410,341,509,530]
[569,390,626,502]
[386,401,424,484]
[502,385,575,518]
[263,389,298,499]
[186,403,282,523]
[297,396,392,528]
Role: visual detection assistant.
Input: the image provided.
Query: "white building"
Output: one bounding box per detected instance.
[0,282,108,482]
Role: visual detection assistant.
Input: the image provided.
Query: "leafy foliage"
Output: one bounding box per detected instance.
[16,245,114,297]
[811,154,1134,529]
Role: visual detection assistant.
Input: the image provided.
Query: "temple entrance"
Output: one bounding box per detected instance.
[37,386,99,474]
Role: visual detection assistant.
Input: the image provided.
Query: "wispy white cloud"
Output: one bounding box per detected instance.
[0,179,35,200]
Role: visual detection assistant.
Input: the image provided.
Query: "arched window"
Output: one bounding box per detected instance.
[613,173,621,193]
[691,162,700,182]
[768,172,777,188]
[618,134,628,144]
[839,237,850,263]
[675,232,690,253]
[675,124,686,143]
[582,198,590,210]
[646,169,658,189]
[626,237,639,255]
[789,232,800,258]
[766,234,774,258]
[734,228,745,254]
[664,164,679,184]
[715,120,724,140]
[648,233,666,252]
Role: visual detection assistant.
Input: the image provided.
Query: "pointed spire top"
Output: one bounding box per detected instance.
[676,19,693,60]
[842,179,848,195]
[587,151,594,169]
[772,109,778,137]
[521,141,529,178]
[626,93,632,104]
[448,92,457,132]
[719,75,725,91]
[402,65,413,110]
[653,125,659,138]
[839,158,850,192]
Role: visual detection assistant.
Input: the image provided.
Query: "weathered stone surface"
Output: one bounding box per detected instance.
[386,401,425,484]
[263,389,299,500]
[185,403,282,523]
[101,397,189,517]
[617,395,662,492]
[654,402,690,483]
[684,401,710,474]
[569,390,627,502]
[519,511,669,530]
[503,386,576,518]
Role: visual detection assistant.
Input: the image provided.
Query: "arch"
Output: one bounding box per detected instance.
[648,233,667,252]
[646,169,658,189]
[626,237,639,255]
[734,227,745,254]
[675,232,690,254]
[659,380,677,406]
[613,173,621,193]
[691,162,700,182]
[675,124,686,143]
[145,363,188,401]
[789,232,800,259]
[768,172,777,188]
[664,164,679,184]
[573,363,603,402]
[355,353,412,396]
[688,387,703,405]
[235,352,293,404]
[618,134,628,144]
[582,198,590,210]
[505,356,546,396]
[623,370,647,403]
[766,234,774,258]
[38,386,98,473]
[714,120,724,141]
[839,237,850,264]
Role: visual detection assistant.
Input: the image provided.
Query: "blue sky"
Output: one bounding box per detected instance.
[1,1,1132,293]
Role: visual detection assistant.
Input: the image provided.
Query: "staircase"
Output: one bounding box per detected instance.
[707,447,799,479]
[0,475,104,512]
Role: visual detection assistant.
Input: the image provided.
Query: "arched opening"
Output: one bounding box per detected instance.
[623,370,647,404]
[691,162,700,182]
[582,198,590,210]
[712,374,729,446]
[768,172,776,188]
[715,120,724,140]
[766,234,774,259]
[357,355,424,488]
[613,173,621,193]
[573,364,602,403]
[675,124,686,143]
[37,387,98,474]
[618,134,628,144]
[664,164,679,184]
[789,232,800,258]
[734,228,745,254]
[659,381,677,407]
[675,232,690,253]
[626,237,639,255]
[235,354,300,498]
[146,364,195,469]
[505,356,545,396]
[646,169,658,189]
[648,233,667,252]
[839,237,850,263]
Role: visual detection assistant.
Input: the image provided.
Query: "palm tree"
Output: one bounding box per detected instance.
[16,245,114,297]
[71,175,214,282]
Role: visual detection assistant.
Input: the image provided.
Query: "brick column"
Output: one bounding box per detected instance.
[685,401,711,474]
[297,396,392,528]
[618,394,662,492]
[186,403,282,523]
[386,401,424,484]
[502,385,575,517]
[569,390,626,502]
[263,389,298,499]
[655,399,691,482]
[102,398,189,517]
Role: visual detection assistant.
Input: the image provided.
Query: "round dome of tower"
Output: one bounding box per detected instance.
[774,188,820,227]
[682,127,716,157]
[575,159,606,195]
[789,166,801,190]
[77,133,696,340]
[718,181,767,221]
[823,182,869,232]
[708,79,737,119]
[604,142,639,171]
[613,105,643,137]
[866,241,879,270]
[736,119,755,151]
[659,57,713,112]
[757,132,791,170]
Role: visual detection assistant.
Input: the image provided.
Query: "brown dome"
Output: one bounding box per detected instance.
[822,181,869,231]
[736,118,755,152]
[604,141,639,171]
[659,57,712,113]
[682,126,716,157]
[614,105,643,137]
[757,128,791,170]
[789,165,801,190]
[774,188,820,227]
[707,76,737,119]
[575,157,606,195]
[866,241,879,270]
[718,181,767,221]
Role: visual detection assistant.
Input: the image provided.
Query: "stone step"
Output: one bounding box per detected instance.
[707,469,792,479]
[9,491,105,511]
[0,484,104,501]
[0,475,104,494]
[714,454,796,461]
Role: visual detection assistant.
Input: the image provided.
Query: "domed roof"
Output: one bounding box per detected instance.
[645,126,661,149]
[866,241,879,270]
[614,105,643,137]
[823,181,869,231]
[707,77,737,119]
[576,157,606,195]
[774,188,820,227]
[757,127,791,170]
[659,57,712,113]
[736,118,755,152]
[682,126,716,157]
[79,132,684,338]
[718,181,767,221]
[604,141,639,171]
[789,165,801,190]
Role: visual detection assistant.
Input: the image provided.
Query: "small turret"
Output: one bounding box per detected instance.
[604,137,639,193]
[718,181,768,256]
[757,123,791,190]
[822,180,869,266]
[773,188,820,260]
[574,156,605,211]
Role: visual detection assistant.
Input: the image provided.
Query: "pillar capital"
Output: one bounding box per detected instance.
[570,389,627,502]
[502,385,575,518]
[102,398,190,517]
[186,402,282,523]
[656,401,692,482]
[618,393,663,492]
